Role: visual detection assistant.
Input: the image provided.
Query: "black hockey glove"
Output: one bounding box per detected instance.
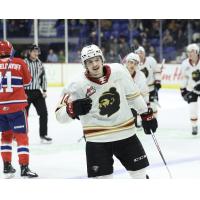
[194,84,200,92]
[67,97,92,118]
[154,80,161,91]
[180,88,190,102]
[141,108,158,135]
[149,89,159,102]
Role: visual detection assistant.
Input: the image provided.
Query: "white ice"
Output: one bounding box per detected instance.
[1,88,200,179]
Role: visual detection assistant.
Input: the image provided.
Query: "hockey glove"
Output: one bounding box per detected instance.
[149,89,159,102]
[141,108,158,134]
[180,88,191,102]
[194,84,200,92]
[154,80,161,91]
[67,97,92,118]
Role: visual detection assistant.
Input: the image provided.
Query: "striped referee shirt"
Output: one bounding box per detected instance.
[24,57,47,92]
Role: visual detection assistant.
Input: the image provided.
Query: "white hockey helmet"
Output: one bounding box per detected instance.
[81,44,105,66]
[125,53,140,64]
[186,43,199,54]
[134,46,145,54]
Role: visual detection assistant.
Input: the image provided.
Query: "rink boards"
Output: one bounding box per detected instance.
[44,63,183,89]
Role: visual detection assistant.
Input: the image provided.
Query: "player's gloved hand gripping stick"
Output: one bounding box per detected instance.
[140,107,158,134]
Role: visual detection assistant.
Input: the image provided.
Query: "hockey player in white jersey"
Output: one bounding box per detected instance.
[124,52,149,127]
[180,43,200,135]
[135,46,162,117]
[125,52,149,104]
[55,44,157,178]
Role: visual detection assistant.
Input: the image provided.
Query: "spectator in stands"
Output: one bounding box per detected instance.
[105,48,118,63]
[117,35,130,58]
[46,49,58,63]
[168,19,179,36]
[148,46,156,58]
[58,50,65,63]
[132,39,140,49]
[176,28,187,50]
[105,35,118,56]
[7,20,18,37]
[163,29,174,47]
[89,31,98,44]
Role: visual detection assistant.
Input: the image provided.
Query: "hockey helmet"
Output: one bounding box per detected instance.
[187,43,199,54]
[29,44,41,53]
[81,44,105,67]
[0,40,13,57]
[125,53,140,64]
[134,46,145,54]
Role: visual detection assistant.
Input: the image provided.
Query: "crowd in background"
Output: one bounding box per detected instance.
[1,19,200,63]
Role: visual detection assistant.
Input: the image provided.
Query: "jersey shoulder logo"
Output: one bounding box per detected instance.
[86,86,96,97]
[192,69,200,82]
[99,87,120,117]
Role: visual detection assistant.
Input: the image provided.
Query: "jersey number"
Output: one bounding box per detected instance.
[0,71,14,93]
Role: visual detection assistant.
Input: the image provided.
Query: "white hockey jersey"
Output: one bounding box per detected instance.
[131,70,149,104]
[55,63,148,143]
[138,56,161,92]
[180,58,200,94]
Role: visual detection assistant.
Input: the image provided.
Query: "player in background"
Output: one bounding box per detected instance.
[55,44,157,179]
[180,43,200,135]
[124,52,149,127]
[0,40,38,178]
[135,46,162,118]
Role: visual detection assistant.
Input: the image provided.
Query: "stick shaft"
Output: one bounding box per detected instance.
[151,132,172,179]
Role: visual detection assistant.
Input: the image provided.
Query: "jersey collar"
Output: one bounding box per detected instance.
[131,71,136,79]
[189,56,200,66]
[85,65,111,85]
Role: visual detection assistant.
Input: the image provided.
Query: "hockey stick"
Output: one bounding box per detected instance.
[160,58,165,72]
[151,131,173,179]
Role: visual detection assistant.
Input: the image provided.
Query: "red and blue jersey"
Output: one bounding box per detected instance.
[0,57,32,114]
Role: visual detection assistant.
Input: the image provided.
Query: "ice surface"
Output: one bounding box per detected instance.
[1,88,200,179]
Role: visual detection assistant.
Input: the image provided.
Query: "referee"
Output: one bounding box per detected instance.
[25,44,52,143]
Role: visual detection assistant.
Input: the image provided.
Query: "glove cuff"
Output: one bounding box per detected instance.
[141,108,154,121]
[155,80,161,84]
[180,88,188,97]
[66,102,76,118]
[154,80,161,90]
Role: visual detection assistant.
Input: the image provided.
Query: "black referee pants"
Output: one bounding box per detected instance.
[25,90,48,137]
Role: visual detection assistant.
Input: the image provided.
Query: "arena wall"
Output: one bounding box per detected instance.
[44,63,183,89]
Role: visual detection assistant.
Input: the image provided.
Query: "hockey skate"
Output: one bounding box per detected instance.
[21,165,38,178]
[40,136,52,144]
[3,162,16,179]
[192,126,198,135]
